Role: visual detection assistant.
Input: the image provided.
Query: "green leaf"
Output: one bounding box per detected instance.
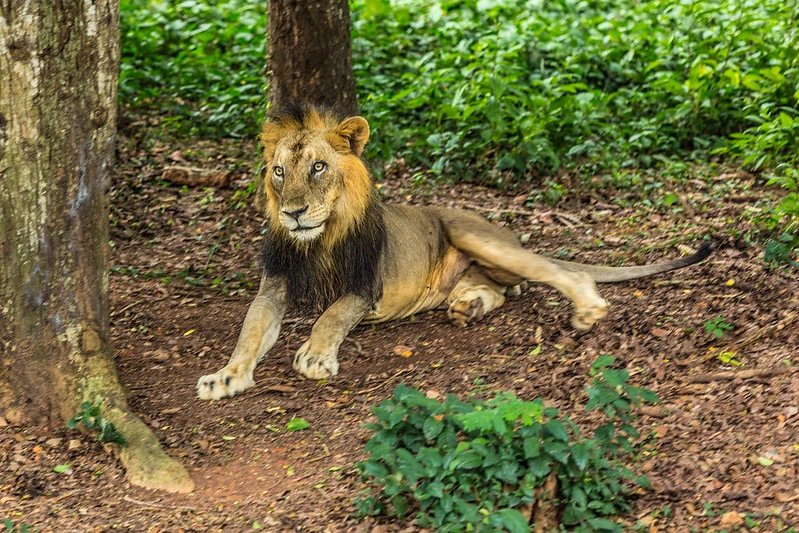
[544,419,569,442]
[492,508,531,533]
[528,456,551,478]
[362,460,388,480]
[523,437,540,459]
[423,416,445,440]
[571,441,592,470]
[53,463,71,473]
[285,418,310,431]
[588,517,622,531]
[391,494,409,518]
[590,355,616,374]
[427,480,445,498]
[601,369,628,388]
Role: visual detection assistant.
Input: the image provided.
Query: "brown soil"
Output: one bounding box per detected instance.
[2,137,798,533]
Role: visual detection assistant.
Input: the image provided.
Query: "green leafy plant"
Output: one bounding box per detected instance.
[704,317,734,339]
[2,519,32,533]
[67,401,127,446]
[764,238,799,269]
[355,356,658,532]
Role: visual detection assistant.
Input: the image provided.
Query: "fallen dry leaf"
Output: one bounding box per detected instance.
[719,511,745,529]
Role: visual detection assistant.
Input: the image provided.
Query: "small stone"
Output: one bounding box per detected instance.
[4,408,23,424]
[763,449,785,463]
[68,439,82,451]
[149,349,171,362]
[45,438,63,448]
[392,345,413,357]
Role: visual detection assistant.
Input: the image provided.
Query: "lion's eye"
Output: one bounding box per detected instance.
[273,166,284,177]
[312,161,327,174]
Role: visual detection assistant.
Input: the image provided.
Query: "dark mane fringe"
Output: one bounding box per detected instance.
[261,194,387,311]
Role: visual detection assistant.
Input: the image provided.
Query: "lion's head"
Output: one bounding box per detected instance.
[260,104,373,250]
[258,105,386,310]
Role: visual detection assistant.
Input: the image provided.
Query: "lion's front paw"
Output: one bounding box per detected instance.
[571,298,609,331]
[196,365,254,400]
[293,341,339,379]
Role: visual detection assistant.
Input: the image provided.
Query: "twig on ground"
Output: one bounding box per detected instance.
[652,279,713,287]
[354,368,410,395]
[461,203,537,217]
[161,166,232,188]
[554,212,586,227]
[123,495,199,511]
[687,367,787,383]
[281,317,315,326]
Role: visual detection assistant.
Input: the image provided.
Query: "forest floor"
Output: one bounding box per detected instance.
[2,133,798,533]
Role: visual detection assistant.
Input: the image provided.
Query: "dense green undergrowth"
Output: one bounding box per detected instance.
[353,0,798,182]
[119,0,266,137]
[355,356,659,532]
[119,0,798,249]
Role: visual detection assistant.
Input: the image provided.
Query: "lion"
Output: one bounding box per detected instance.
[196,104,712,400]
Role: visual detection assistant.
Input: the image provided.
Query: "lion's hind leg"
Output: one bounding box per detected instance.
[434,207,609,330]
[447,266,507,327]
[480,242,608,330]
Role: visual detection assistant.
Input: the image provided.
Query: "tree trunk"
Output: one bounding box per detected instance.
[0,0,193,493]
[267,0,359,116]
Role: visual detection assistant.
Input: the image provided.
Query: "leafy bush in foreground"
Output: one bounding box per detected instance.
[355,356,658,532]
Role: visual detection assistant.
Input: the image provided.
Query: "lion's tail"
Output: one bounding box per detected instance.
[549,241,714,283]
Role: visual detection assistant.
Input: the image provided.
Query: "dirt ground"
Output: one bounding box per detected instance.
[2,135,798,533]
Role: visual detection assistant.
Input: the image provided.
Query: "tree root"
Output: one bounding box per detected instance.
[108,405,195,493]
[532,469,560,531]
[79,356,195,493]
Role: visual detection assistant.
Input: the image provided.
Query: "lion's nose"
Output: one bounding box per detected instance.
[282,205,309,220]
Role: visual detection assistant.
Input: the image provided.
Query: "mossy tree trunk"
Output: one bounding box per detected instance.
[0,0,193,493]
[267,0,359,116]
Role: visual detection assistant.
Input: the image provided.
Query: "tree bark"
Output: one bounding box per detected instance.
[0,0,193,493]
[267,0,359,116]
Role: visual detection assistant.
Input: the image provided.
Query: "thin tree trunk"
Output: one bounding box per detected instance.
[0,0,193,493]
[267,0,359,116]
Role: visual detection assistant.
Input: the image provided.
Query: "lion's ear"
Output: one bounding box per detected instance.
[334,116,370,156]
